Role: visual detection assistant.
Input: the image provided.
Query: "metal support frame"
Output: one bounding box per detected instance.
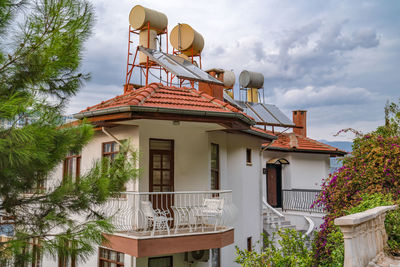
[125,22,205,91]
[125,24,169,89]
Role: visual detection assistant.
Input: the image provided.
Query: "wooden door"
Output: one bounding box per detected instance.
[149,139,174,215]
[266,164,282,208]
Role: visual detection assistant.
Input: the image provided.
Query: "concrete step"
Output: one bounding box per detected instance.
[263,217,280,223]
[279,224,296,229]
[280,220,291,226]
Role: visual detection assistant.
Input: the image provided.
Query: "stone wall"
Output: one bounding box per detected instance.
[334,205,397,267]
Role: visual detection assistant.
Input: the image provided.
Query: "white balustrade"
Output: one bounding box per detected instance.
[334,205,397,267]
[100,190,235,237]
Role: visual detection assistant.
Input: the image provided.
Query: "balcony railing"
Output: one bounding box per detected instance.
[282,189,324,213]
[100,190,235,237]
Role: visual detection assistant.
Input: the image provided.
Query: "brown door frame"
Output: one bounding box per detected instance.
[149,139,174,192]
[266,164,282,208]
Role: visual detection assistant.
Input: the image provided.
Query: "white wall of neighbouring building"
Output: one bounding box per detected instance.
[262,150,331,193]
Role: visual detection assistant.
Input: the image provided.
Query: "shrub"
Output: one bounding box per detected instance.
[315,193,400,266]
[313,131,400,265]
[235,229,312,267]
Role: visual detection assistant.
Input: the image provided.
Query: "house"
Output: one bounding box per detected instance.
[43,83,277,267]
[42,86,344,267]
[220,76,346,236]
[261,110,346,234]
[38,4,347,266]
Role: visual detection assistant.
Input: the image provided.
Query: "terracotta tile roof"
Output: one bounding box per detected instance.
[80,83,252,119]
[264,132,346,155]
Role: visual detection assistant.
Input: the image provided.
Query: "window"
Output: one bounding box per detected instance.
[247,236,252,251]
[58,255,75,267]
[211,143,220,190]
[102,141,120,161]
[20,237,42,267]
[246,148,252,165]
[211,248,220,267]
[58,241,76,267]
[148,256,173,267]
[98,247,124,267]
[63,152,81,183]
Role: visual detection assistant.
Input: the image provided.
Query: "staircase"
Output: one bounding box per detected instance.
[262,207,296,236]
[262,199,316,249]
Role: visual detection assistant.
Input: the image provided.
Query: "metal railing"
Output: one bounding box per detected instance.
[99,190,236,237]
[282,189,324,213]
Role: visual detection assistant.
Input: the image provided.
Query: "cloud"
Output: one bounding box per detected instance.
[70,0,399,141]
[66,83,122,114]
[270,85,376,109]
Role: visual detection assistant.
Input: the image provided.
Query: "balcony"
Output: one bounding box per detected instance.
[282,189,324,213]
[100,190,235,257]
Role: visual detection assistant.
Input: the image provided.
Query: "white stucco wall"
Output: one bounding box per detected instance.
[262,150,331,193]
[220,133,264,267]
[262,150,331,231]
[45,119,266,267]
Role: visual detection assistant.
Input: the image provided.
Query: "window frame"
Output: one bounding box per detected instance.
[148,256,173,267]
[98,247,124,267]
[211,143,220,190]
[58,240,76,267]
[21,237,42,267]
[247,236,252,251]
[149,138,174,192]
[246,148,252,166]
[63,152,81,183]
[102,141,120,161]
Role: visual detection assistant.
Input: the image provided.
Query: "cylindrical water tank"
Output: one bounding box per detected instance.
[129,5,168,33]
[139,29,157,64]
[170,24,204,56]
[239,70,264,88]
[223,70,235,88]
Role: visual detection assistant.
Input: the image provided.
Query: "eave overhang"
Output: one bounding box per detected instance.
[265,146,347,156]
[241,129,277,141]
[74,105,255,126]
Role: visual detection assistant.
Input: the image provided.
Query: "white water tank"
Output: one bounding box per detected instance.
[239,70,264,88]
[223,70,235,88]
[170,23,204,56]
[129,5,168,33]
[138,29,157,64]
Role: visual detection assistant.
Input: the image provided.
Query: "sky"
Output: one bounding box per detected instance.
[67,0,400,141]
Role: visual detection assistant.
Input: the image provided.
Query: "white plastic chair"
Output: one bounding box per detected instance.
[141,200,172,236]
[199,198,224,231]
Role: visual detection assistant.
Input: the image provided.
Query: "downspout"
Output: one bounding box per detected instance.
[102,127,123,146]
[259,139,277,237]
[101,127,139,193]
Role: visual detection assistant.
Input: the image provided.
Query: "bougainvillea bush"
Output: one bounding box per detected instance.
[313,100,400,266]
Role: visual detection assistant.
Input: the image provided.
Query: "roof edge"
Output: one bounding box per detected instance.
[74,105,255,125]
[241,129,277,141]
[264,146,347,156]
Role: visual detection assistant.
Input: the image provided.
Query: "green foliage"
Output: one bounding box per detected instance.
[316,193,400,265]
[235,229,312,267]
[322,229,344,267]
[345,193,394,215]
[313,100,400,265]
[0,0,139,264]
[386,209,400,255]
